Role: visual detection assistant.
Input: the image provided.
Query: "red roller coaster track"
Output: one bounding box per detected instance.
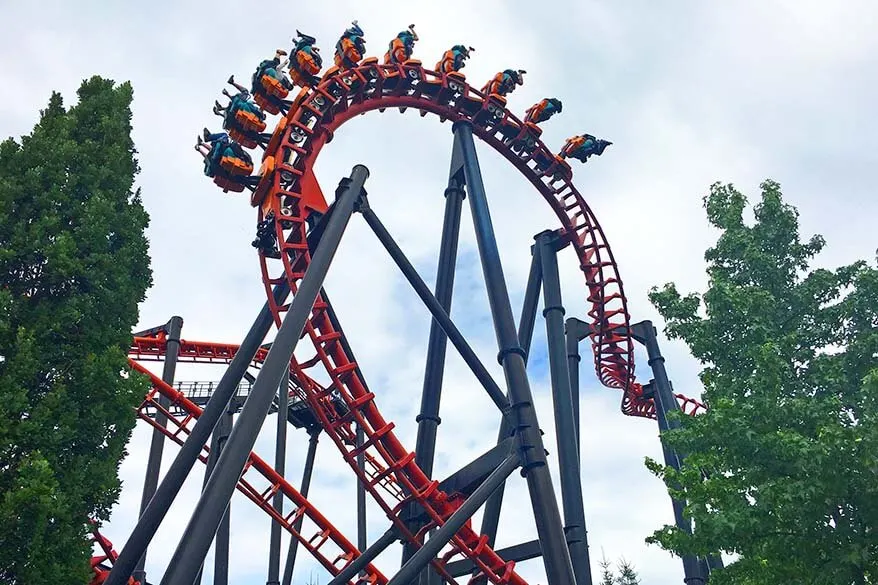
[94,56,709,585]
[244,58,705,584]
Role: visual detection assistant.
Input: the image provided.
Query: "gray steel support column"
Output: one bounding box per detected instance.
[388,454,520,585]
[194,407,234,585]
[106,282,291,585]
[359,205,509,414]
[133,315,183,585]
[478,249,542,549]
[281,429,320,585]
[565,317,591,453]
[518,246,544,361]
[402,173,465,571]
[356,423,367,560]
[536,231,593,585]
[632,321,682,430]
[268,369,290,585]
[631,321,704,585]
[326,528,399,585]
[214,410,234,585]
[411,176,465,479]
[454,120,576,585]
[159,165,369,585]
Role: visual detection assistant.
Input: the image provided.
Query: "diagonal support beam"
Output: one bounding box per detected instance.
[387,454,521,585]
[478,247,543,550]
[446,527,579,577]
[108,291,302,582]
[359,202,510,415]
[453,120,576,585]
[158,165,370,585]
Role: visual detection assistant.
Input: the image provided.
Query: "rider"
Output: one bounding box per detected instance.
[525,98,563,125]
[289,30,323,87]
[251,49,293,93]
[195,130,252,177]
[335,20,366,70]
[252,211,281,258]
[560,134,613,162]
[216,77,265,119]
[436,45,474,74]
[384,24,418,64]
[482,69,526,97]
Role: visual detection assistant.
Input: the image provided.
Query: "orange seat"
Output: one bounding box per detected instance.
[253,92,281,116]
[260,75,289,99]
[227,128,257,149]
[524,122,543,137]
[235,110,267,133]
[220,156,253,176]
[213,175,246,193]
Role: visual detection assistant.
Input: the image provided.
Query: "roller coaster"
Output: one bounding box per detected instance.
[93,21,716,585]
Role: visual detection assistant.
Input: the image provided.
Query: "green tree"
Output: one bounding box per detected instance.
[614,559,641,585]
[599,553,642,585]
[0,77,152,583]
[645,180,878,584]
[599,554,616,585]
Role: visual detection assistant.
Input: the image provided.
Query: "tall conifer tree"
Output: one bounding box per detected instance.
[0,76,152,583]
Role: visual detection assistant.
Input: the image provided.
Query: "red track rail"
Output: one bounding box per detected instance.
[126,359,387,584]
[130,336,268,365]
[114,61,708,582]
[252,61,705,418]
[129,336,405,496]
[89,523,137,585]
[243,60,706,585]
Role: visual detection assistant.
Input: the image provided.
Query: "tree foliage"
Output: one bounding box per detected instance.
[0,77,152,583]
[599,553,642,585]
[646,180,878,584]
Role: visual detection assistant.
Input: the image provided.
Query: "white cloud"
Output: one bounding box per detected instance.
[2,1,877,584]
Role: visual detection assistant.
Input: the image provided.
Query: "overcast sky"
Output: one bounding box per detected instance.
[2,1,877,584]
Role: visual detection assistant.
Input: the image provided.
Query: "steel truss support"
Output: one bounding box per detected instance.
[281,429,320,585]
[401,134,467,578]
[213,411,234,585]
[453,120,576,585]
[107,282,292,585]
[133,315,183,585]
[388,454,521,585]
[631,321,706,585]
[356,423,367,559]
[478,248,543,551]
[194,408,234,585]
[535,230,593,585]
[268,369,290,585]
[326,528,399,585]
[359,206,510,416]
[445,527,576,577]
[565,317,590,453]
[158,165,370,585]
